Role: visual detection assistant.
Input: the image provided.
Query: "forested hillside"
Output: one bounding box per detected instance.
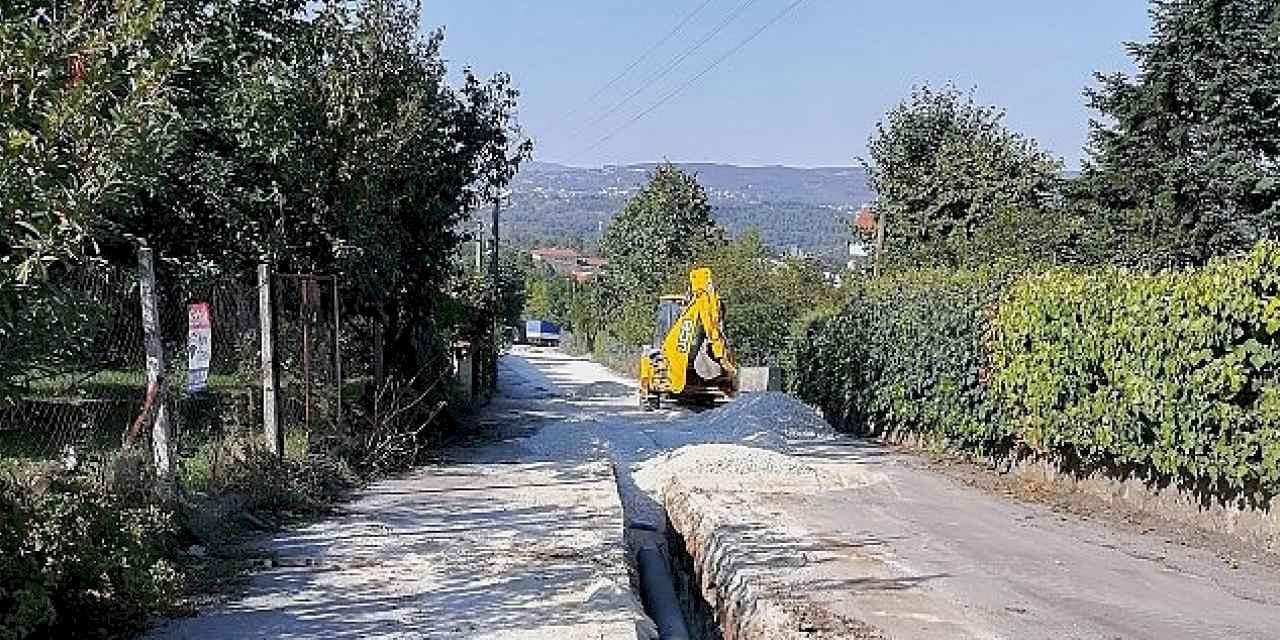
[501,161,873,264]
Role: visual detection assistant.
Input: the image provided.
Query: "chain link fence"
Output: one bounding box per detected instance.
[0,265,145,468]
[0,262,270,483]
[2,251,475,495]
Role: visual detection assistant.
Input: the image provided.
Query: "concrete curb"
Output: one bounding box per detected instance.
[1009,458,1280,553]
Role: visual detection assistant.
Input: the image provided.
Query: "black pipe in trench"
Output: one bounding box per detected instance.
[637,544,692,640]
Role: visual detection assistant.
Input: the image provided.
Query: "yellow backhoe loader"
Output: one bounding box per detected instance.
[638,267,737,409]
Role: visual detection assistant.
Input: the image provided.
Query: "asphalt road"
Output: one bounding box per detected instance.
[772,439,1280,639]
[148,348,1280,639]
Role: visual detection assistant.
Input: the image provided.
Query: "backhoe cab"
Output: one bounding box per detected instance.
[638,267,737,409]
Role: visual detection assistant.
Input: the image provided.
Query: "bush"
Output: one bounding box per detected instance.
[790,269,1006,453]
[795,242,1280,504]
[0,478,181,640]
[180,439,358,517]
[592,333,643,378]
[994,242,1280,501]
[560,330,592,357]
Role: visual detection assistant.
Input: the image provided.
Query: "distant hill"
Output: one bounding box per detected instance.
[500,161,874,265]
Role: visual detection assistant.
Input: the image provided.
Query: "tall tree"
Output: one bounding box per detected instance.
[181,0,528,373]
[599,163,720,343]
[2,0,530,384]
[1,0,195,391]
[865,85,1063,268]
[524,268,570,324]
[565,280,600,346]
[97,0,305,277]
[1084,0,1280,265]
[1,0,193,284]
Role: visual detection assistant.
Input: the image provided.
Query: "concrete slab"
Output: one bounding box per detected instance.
[738,367,784,393]
[149,459,646,639]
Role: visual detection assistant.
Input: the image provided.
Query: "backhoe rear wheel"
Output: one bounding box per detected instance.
[639,392,660,411]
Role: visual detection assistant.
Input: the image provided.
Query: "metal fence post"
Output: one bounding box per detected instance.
[301,277,312,436]
[373,313,384,426]
[259,263,283,457]
[137,247,174,496]
[332,276,343,434]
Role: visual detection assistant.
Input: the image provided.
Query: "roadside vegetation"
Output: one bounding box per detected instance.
[533,163,839,375]
[2,0,527,636]
[531,0,1280,512]
[792,0,1280,508]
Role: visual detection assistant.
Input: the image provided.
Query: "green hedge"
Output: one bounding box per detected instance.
[789,269,1007,453]
[793,242,1280,501]
[995,243,1280,499]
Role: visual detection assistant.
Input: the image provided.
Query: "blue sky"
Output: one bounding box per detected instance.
[425,1,1153,169]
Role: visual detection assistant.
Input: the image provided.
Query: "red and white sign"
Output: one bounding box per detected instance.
[187,302,212,392]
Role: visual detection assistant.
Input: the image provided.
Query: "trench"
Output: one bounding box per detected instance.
[664,520,722,640]
[615,462,719,640]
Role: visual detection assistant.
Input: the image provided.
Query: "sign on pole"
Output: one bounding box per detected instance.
[187,302,212,393]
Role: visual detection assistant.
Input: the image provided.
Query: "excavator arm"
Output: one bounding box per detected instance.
[643,268,737,400]
[690,268,732,365]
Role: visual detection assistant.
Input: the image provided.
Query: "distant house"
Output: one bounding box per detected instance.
[531,247,580,263]
[854,205,877,236]
[848,205,877,272]
[531,247,607,281]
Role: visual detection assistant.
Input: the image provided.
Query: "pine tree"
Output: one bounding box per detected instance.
[1084,0,1280,265]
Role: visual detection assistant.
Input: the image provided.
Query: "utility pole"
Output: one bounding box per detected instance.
[488,194,499,350]
[873,208,888,278]
[490,195,502,390]
[489,190,513,390]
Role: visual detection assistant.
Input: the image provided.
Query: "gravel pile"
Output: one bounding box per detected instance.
[633,444,823,488]
[514,391,834,464]
[666,391,836,443]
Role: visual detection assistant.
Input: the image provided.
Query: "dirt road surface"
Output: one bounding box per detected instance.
[151,347,1280,639]
[147,349,652,640]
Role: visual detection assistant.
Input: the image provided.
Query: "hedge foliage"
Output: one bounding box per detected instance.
[793,242,1280,501]
[788,268,1007,453]
[994,242,1280,499]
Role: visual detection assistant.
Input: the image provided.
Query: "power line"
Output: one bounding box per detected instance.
[581,0,808,154]
[570,0,763,138]
[574,0,760,135]
[574,0,716,113]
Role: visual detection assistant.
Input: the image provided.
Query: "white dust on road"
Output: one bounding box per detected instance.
[497,347,862,570]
